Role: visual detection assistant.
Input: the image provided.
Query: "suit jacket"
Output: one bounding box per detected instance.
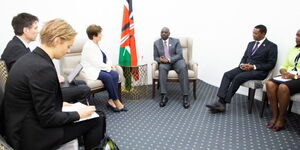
[240,39,278,72]
[4,47,80,150]
[153,37,184,64]
[1,36,30,71]
[81,40,112,80]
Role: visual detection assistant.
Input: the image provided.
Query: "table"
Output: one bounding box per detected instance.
[121,64,148,101]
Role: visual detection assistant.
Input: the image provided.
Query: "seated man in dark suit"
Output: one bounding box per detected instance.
[206,24,278,113]
[1,12,90,103]
[153,27,190,108]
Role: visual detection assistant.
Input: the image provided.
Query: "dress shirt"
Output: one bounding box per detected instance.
[280,46,300,74]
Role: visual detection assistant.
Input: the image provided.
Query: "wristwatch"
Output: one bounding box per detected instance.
[294,75,298,80]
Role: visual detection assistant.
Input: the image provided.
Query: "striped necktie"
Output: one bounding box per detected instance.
[251,41,259,55]
[163,41,170,59]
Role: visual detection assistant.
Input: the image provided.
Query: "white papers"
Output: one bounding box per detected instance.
[272,76,292,83]
[62,102,99,122]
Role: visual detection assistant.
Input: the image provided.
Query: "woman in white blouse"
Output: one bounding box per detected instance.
[81,24,127,112]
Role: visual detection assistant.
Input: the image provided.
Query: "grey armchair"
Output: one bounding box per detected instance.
[241,69,274,114]
[152,37,198,99]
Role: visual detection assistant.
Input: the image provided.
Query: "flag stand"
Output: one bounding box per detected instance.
[121,64,148,101]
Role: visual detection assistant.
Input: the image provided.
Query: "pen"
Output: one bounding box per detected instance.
[85,97,90,106]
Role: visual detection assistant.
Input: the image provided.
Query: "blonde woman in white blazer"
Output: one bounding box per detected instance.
[81,24,127,112]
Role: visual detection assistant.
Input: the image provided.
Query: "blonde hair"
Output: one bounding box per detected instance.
[86,24,102,40]
[40,19,77,47]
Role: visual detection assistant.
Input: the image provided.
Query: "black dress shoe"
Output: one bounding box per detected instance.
[106,103,121,112]
[206,101,226,113]
[159,95,168,107]
[120,106,128,112]
[183,96,190,109]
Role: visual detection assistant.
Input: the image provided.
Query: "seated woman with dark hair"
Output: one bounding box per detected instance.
[80,24,127,112]
[265,29,300,131]
[4,19,105,150]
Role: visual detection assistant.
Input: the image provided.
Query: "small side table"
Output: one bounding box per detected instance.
[121,64,148,101]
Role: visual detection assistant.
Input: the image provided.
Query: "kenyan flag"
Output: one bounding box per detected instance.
[119,0,138,90]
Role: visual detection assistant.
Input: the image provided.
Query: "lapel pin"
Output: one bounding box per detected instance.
[263,44,265,47]
[169,44,172,47]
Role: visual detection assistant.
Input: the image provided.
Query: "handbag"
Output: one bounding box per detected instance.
[92,134,119,150]
[91,112,119,150]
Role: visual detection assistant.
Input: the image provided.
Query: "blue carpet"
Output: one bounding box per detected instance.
[92,80,300,150]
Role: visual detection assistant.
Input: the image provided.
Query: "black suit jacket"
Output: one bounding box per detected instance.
[4,47,80,150]
[240,39,278,72]
[1,36,30,71]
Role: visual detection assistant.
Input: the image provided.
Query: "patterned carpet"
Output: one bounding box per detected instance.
[92,80,300,150]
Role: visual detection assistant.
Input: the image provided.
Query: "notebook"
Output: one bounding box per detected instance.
[60,64,83,87]
[62,102,99,122]
[272,76,292,83]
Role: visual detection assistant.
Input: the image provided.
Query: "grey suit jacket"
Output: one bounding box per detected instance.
[153,37,184,64]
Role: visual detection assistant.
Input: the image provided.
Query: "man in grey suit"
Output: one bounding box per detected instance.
[153,27,190,108]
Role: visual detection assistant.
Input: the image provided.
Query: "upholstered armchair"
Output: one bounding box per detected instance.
[152,37,198,99]
[59,38,124,99]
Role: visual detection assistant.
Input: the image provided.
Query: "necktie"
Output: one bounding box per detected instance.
[100,50,107,63]
[163,41,170,59]
[26,47,30,52]
[251,41,259,55]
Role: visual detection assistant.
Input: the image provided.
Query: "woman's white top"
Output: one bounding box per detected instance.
[80,40,112,80]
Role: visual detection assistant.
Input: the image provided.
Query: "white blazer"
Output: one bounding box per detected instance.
[80,40,112,80]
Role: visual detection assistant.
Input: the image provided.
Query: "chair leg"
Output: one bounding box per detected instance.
[288,101,294,114]
[118,83,122,102]
[248,88,256,114]
[193,80,196,100]
[152,79,156,98]
[260,91,268,118]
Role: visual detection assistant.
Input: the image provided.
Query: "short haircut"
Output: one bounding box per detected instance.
[11,12,38,36]
[86,24,102,40]
[255,24,267,34]
[40,19,77,47]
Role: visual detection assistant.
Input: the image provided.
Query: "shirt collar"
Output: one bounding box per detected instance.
[16,35,30,49]
[161,38,169,44]
[255,37,266,48]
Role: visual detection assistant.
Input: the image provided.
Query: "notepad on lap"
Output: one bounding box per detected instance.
[62,102,99,122]
[272,76,292,83]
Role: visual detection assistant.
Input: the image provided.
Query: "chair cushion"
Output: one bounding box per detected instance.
[57,139,78,150]
[291,93,300,102]
[85,79,104,90]
[153,70,196,79]
[241,80,263,89]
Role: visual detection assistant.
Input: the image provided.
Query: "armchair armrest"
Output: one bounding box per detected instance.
[115,65,124,83]
[76,65,124,84]
[188,60,198,79]
[262,69,274,84]
[151,61,158,79]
